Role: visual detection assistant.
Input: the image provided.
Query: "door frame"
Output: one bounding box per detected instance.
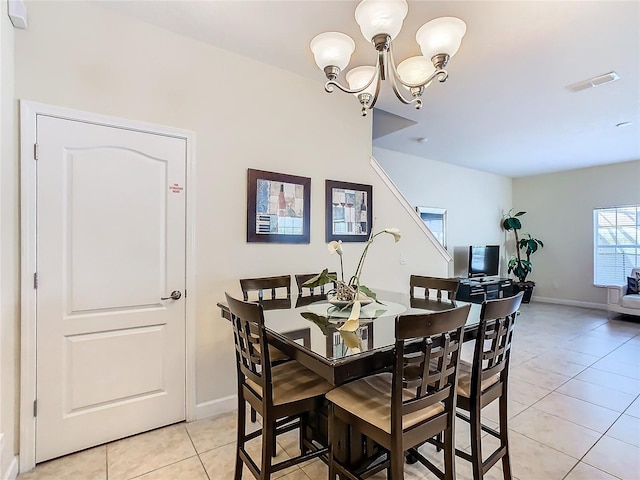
[19,100,197,472]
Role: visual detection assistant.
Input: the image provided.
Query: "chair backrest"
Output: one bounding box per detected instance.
[225,293,273,405]
[295,272,337,296]
[470,292,524,398]
[410,275,460,302]
[391,304,471,435]
[240,275,291,301]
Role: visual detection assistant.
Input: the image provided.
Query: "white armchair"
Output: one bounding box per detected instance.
[606,268,640,317]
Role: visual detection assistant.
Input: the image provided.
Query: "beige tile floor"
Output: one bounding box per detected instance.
[18,303,640,479]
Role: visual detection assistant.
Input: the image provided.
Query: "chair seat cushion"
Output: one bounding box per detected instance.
[456,360,500,398]
[621,294,640,309]
[268,345,290,363]
[247,360,332,406]
[253,343,290,363]
[325,372,444,434]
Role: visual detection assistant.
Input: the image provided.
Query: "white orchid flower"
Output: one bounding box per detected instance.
[383,228,401,243]
[348,299,361,320]
[328,240,343,256]
[339,330,362,354]
[338,300,361,332]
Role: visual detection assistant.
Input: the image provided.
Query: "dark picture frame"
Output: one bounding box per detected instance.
[325,180,373,242]
[247,169,311,243]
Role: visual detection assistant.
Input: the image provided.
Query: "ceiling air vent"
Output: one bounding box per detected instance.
[566,72,620,92]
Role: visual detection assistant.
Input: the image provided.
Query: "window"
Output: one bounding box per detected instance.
[593,205,639,286]
[416,206,446,248]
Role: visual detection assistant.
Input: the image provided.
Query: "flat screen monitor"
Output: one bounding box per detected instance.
[468,245,500,278]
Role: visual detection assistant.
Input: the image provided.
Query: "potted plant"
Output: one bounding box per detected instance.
[502,210,544,303]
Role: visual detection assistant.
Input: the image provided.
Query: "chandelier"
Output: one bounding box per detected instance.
[309,0,466,116]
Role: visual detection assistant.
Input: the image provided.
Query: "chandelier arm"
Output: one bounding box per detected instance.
[396,68,449,89]
[365,51,385,110]
[386,47,422,107]
[390,79,421,106]
[324,69,377,95]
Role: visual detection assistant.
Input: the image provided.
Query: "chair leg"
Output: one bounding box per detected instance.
[469,405,483,480]
[328,405,336,480]
[499,393,512,480]
[235,397,246,480]
[261,419,275,480]
[443,426,455,480]
[390,451,404,480]
[251,406,257,423]
[299,412,309,455]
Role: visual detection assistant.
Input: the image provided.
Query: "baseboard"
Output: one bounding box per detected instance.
[0,433,19,480]
[1,457,18,480]
[194,395,236,421]
[0,433,18,480]
[0,433,20,480]
[533,296,607,311]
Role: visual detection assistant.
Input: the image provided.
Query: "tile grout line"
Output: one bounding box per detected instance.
[183,423,212,480]
[510,314,638,479]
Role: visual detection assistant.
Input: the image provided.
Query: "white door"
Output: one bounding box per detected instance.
[35,115,187,462]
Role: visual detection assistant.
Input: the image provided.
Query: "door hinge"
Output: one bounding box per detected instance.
[34,143,39,160]
[34,272,38,289]
[33,399,37,417]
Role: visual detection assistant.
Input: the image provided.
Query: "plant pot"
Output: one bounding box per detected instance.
[512,281,535,303]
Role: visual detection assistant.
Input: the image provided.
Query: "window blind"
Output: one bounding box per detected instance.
[593,205,639,286]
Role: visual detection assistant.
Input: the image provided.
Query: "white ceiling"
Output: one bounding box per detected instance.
[101,0,640,177]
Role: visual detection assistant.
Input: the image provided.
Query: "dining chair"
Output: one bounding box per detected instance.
[240,275,292,301]
[454,292,524,480]
[410,275,460,303]
[295,272,337,296]
[326,304,471,480]
[226,293,333,479]
[239,276,293,423]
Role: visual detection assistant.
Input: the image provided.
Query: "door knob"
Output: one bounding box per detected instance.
[161,290,182,301]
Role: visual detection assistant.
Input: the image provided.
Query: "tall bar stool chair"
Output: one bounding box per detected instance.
[226,293,333,479]
[326,304,471,480]
[294,272,337,307]
[240,275,291,301]
[410,275,460,303]
[295,272,337,296]
[240,275,293,422]
[455,292,524,480]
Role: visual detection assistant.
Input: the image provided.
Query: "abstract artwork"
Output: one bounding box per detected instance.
[325,180,373,242]
[247,169,310,243]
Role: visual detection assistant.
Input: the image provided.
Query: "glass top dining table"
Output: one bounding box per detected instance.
[218,290,481,386]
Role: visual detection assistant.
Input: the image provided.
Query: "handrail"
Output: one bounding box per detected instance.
[369,156,453,263]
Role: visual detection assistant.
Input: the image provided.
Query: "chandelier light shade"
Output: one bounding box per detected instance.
[309,0,466,116]
[346,66,378,100]
[416,17,467,59]
[310,32,356,71]
[397,56,435,86]
[354,0,408,41]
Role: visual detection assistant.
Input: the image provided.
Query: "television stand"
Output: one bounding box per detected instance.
[456,278,513,304]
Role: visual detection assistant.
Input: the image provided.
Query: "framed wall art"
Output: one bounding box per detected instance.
[325,180,373,242]
[247,169,311,243]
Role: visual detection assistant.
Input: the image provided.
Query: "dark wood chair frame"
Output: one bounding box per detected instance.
[410,275,460,303]
[295,272,338,296]
[226,293,328,479]
[454,292,524,480]
[328,304,471,480]
[239,275,293,423]
[240,275,292,301]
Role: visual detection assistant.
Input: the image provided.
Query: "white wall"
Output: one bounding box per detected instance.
[1,0,19,477]
[374,147,513,277]
[513,160,640,306]
[11,0,448,446]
